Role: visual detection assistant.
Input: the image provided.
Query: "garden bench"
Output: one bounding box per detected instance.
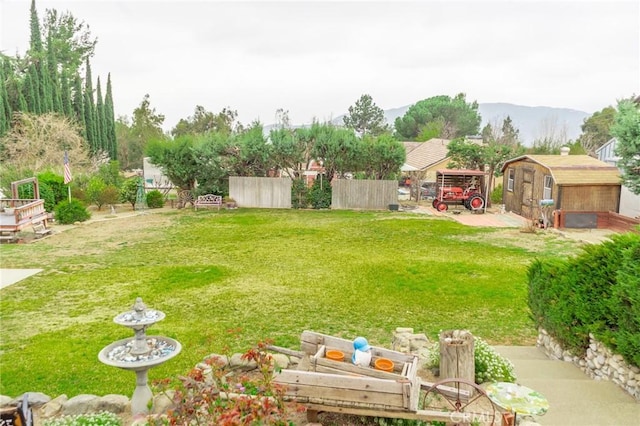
[194,194,222,211]
[32,221,52,238]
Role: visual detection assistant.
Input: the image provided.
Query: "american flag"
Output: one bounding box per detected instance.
[63,151,72,184]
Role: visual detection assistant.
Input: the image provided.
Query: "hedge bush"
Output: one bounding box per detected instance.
[54,199,91,224]
[145,190,165,208]
[528,232,640,366]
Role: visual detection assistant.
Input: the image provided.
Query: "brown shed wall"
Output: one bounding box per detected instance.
[558,185,620,212]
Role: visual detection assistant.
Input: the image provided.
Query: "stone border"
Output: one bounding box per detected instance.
[537,328,640,400]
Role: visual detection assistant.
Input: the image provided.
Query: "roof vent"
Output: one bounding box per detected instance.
[560,146,570,156]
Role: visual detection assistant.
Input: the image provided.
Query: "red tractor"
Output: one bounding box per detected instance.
[431,169,487,212]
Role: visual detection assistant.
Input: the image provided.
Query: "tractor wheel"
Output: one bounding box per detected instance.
[432,198,440,209]
[463,198,471,209]
[468,195,485,210]
[436,202,448,212]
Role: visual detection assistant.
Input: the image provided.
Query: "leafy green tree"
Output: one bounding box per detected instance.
[311,124,360,180]
[611,98,640,195]
[360,134,405,180]
[226,122,272,177]
[119,176,140,209]
[343,94,388,136]
[122,94,166,169]
[42,8,97,83]
[394,94,481,140]
[171,105,240,137]
[578,106,616,155]
[446,138,485,170]
[85,176,107,209]
[146,135,200,191]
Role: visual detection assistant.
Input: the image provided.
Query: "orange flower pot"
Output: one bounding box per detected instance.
[374,358,394,372]
[326,349,345,362]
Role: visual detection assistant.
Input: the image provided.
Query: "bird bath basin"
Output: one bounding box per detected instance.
[98,297,181,415]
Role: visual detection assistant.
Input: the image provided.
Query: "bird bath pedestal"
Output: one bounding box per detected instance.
[98,297,181,416]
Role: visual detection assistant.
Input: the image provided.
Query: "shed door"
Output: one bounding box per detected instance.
[520,169,535,219]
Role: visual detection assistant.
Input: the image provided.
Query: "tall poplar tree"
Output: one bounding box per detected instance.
[83,58,96,151]
[72,74,85,131]
[104,73,117,159]
[46,30,62,114]
[95,76,107,152]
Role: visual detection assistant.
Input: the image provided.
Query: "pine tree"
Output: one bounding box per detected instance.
[105,73,117,159]
[72,74,84,124]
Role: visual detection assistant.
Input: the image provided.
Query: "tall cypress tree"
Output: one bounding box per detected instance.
[72,74,84,124]
[60,74,73,117]
[23,65,41,113]
[84,58,96,151]
[28,0,51,113]
[95,76,107,152]
[46,30,62,114]
[105,73,117,159]
[0,65,9,135]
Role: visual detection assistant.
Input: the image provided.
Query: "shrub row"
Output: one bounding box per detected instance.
[527,232,640,367]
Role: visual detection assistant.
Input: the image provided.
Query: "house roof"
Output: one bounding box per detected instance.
[501,154,621,185]
[402,138,451,171]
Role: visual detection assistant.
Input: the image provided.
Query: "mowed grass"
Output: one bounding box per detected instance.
[0,208,580,397]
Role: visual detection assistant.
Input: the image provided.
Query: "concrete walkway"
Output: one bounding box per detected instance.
[494,346,640,425]
[0,269,42,289]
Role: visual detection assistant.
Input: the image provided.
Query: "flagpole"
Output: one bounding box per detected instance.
[68,186,71,203]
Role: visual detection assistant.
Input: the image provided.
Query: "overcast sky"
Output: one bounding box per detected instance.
[1,0,638,132]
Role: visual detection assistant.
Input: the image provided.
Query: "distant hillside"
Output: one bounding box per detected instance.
[332,102,590,146]
[264,102,591,146]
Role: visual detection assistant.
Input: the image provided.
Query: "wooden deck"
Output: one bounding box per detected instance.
[0,199,48,241]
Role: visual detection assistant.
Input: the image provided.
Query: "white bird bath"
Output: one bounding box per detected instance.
[98,297,181,416]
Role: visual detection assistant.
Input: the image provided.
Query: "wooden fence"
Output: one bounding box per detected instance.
[229,176,291,208]
[228,177,400,211]
[331,179,398,210]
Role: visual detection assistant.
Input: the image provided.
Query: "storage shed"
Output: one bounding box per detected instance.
[501,152,621,228]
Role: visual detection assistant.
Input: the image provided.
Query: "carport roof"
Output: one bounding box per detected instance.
[501,155,621,185]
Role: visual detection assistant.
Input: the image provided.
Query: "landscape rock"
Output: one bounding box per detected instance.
[0,395,12,407]
[95,394,129,413]
[12,392,51,407]
[230,353,257,371]
[62,394,99,416]
[39,395,68,419]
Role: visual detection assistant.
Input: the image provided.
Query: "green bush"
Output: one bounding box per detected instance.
[145,190,165,208]
[54,199,91,224]
[98,185,121,209]
[490,183,503,204]
[307,175,331,209]
[37,171,67,204]
[527,233,640,365]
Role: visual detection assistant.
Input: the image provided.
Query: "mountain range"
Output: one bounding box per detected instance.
[265,102,591,146]
[345,102,590,146]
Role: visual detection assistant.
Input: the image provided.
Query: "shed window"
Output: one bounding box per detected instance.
[507,169,515,191]
[543,175,553,200]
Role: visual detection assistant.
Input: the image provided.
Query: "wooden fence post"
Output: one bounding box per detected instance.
[439,330,475,395]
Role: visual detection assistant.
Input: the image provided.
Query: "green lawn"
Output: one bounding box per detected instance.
[0,208,580,398]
